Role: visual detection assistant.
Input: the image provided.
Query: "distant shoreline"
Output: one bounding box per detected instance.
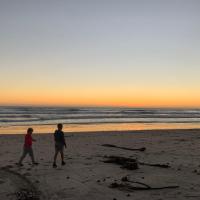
[1,128,200,135]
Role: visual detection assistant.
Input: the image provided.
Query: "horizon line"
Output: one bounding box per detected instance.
[0,104,200,109]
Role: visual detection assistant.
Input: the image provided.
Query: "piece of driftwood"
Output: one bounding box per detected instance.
[110,182,179,191]
[121,176,178,190]
[121,176,150,188]
[102,144,146,152]
[139,162,170,168]
[103,156,170,170]
[103,156,139,170]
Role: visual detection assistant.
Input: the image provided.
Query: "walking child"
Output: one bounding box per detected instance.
[18,128,38,166]
[53,123,66,168]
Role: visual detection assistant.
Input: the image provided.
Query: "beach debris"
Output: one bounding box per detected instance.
[102,144,146,152]
[110,176,179,191]
[103,156,139,170]
[139,162,170,169]
[103,156,170,170]
[110,182,179,191]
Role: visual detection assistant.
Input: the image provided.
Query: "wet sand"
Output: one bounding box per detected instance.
[0,129,200,200]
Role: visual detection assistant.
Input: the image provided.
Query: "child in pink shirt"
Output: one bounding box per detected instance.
[18,128,38,166]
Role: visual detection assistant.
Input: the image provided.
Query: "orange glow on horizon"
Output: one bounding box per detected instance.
[1,87,200,108]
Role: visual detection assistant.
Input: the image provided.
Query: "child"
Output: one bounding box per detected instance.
[18,128,38,166]
[53,123,66,168]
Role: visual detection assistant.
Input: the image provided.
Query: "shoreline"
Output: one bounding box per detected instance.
[1,128,200,136]
[1,122,200,135]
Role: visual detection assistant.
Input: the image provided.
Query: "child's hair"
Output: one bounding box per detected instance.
[27,128,33,133]
[57,123,63,129]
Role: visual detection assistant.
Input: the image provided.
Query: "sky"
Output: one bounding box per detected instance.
[0,0,200,107]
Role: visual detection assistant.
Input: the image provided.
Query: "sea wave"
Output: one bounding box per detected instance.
[0,106,200,127]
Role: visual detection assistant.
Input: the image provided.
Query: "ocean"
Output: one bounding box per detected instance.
[0,106,200,134]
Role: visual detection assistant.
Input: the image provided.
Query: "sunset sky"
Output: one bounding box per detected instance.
[0,0,200,107]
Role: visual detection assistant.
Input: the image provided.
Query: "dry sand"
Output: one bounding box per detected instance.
[0,129,200,200]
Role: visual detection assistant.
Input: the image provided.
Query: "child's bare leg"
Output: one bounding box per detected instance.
[28,148,35,163]
[61,149,65,165]
[53,150,59,168]
[54,150,59,163]
[61,151,64,162]
[19,148,27,164]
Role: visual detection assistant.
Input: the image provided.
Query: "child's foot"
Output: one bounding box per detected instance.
[61,161,66,166]
[16,163,23,167]
[53,163,57,168]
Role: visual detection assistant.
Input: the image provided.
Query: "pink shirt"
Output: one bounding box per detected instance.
[24,134,32,148]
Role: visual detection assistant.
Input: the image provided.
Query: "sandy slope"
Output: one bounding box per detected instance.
[0,129,200,200]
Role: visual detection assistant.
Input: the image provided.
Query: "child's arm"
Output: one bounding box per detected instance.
[32,138,36,142]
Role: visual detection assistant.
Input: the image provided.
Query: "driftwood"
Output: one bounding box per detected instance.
[103,156,170,170]
[103,156,139,170]
[102,144,146,152]
[139,162,170,168]
[111,177,179,191]
[110,182,179,191]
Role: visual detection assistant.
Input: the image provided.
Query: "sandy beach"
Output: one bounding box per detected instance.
[0,129,200,200]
